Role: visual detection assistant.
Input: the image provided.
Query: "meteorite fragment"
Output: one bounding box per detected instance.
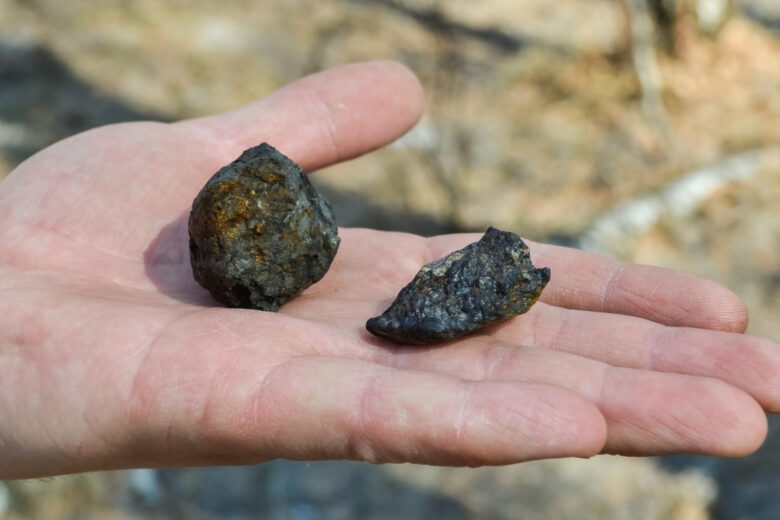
[188,143,340,311]
[366,227,550,344]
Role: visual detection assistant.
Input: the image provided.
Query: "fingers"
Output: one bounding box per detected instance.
[287,283,780,418]
[280,284,772,458]
[491,302,780,413]
[188,356,607,466]
[291,286,775,456]
[379,339,768,457]
[530,242,749,333]
[182,60,424,172]
[598,369,767,456]
[423,233,749,332]
[125,307,605,468]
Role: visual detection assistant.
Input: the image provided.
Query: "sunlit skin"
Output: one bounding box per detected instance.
[0,61,777,479]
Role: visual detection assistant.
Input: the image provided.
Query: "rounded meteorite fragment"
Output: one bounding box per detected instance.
[188,143,340,311]
[366,227,550,344]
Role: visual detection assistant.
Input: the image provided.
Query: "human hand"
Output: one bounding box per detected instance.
[1,61,777,479]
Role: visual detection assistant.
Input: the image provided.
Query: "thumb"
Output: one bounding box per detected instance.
[181,60,425,172]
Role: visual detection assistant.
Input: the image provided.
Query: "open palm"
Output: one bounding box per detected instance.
[1,62,778,479]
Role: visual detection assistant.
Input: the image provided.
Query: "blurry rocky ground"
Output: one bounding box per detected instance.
[1,0,779,518]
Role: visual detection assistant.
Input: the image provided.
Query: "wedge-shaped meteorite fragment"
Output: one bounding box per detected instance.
[366,227,550,344]
[189,143,340,311]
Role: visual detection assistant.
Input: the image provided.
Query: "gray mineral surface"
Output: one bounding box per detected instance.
[366,227,550,344]
[188,142,340,310]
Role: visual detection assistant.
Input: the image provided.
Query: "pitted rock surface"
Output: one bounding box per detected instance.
[188,143,340,310]
[366,227,550,344]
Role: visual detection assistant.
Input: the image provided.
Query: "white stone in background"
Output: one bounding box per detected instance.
[128,468,164,506]
[698,0,731,32]
[0,121,27,148]
[579,148,769,256]
[393,119,439,152]
[197,18,252,53]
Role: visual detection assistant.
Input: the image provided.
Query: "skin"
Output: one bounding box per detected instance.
[0,61,778,480]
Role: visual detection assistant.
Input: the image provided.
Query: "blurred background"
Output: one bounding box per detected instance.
[1,0,779,518]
